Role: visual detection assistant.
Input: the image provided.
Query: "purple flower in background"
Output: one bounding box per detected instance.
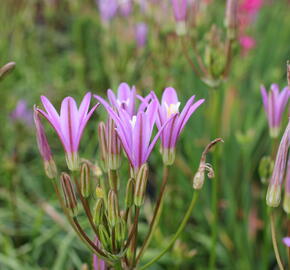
[93,239,107,270]
[37,93,99,171]
[119,0,132,16]
[135,23,148,48]
[283,237,290,247]
[10,100,33,126]
[34,107,57,179]
[95,94,175,174]
[153,87,204,165]
[172,0,187,22]
[261,84,290,138]
[97,0,118,22]
[266,119,290,208]
[107,83,136,117]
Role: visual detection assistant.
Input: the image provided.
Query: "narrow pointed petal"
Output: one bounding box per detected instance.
[40,96,61,131]
[161,87,179,105]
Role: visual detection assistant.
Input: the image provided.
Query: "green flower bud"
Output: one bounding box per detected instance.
[93,199,105,226]
[108,190,119,226]
[98,224,111,251]
[134,163,149,206]
[60,173,78,216]
[80,162,90,198]
[96,187,105,199]
[125,178,135,208]
[266,184,281,207]
[283,192,290,214]
[258,156,274,184]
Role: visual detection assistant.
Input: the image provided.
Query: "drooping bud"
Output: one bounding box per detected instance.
[225,0,237,39]
[266,120,290,207]
[258,156,274,184]
[98,224,111,251]
[0,62,16,80]
[80,163,90,198]
[283,159,290,213]
[193,167,205,190]
[98,122,108,171]
[61,173,78,216]
[108,190,119,226]
[134,163,149,206]
[93,199,105,226]
[125,178,135,208]
[107,117,121,170]
[33,107,57,179]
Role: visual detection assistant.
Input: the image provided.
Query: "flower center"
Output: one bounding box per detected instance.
[164,102,180,118]
[130,115,137,128]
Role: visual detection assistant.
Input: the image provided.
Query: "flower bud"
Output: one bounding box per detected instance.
[258,156,274,184]
[98,224,111,251]
[80,163,90,198]
[114,217,127,249]
[107,117,121,170]
[108,190,119,226]
[266,184,281,207]
[283,159,290,213]
[161,147,176,166]
[98,122,108,171]
[134,163,149,206]
[34,107,57,179]
[125,178,135,208]
[225,0,237,39]
[93,199,105,226]
[61,173,78,216]
[0,62,15,80]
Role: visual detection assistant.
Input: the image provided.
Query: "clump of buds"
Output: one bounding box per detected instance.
[193,138,224,190]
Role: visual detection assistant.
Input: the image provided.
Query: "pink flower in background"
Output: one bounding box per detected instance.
[260,84,290,137]
[10,100,33,126]
[97,0,118,22]
[283,237,290,247]
[239,35,256,55]
[135,23,148,48]
[119,0,133,16]
[37,93,99,170]
[172,0,187,22]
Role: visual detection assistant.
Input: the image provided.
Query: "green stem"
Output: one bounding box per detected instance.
[139,191,199,270]
[135,165,169,264]
[269,210,284,270]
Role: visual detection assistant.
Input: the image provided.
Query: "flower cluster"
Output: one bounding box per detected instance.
[34,82,204,269]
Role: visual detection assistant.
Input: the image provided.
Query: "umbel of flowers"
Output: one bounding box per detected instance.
[34,83,221,269]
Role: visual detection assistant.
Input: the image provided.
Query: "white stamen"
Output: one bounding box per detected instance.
[164,102,180,118]
[130,116,137,128]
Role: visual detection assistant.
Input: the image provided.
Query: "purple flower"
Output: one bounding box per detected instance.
[135,23,148,48]
[172,0,187,22]
[10,100,33,126]
[260,84,290,138]
[153,87,204,165]
[34,107,57,179]
[119,0,132,16]
[266,119,290,207]
[97,0,118,22]
[93,239,107,270]
[107,83,136,117]
[36,93,98,171]
[283,237,290,247]
[95,93,175,174]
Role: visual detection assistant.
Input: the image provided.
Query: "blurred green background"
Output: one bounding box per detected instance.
[0,0,290,269]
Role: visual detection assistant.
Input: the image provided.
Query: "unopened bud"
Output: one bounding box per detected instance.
[98,122,108,171]
[0,62,16,80]
[96,187,105,198]
[114,218,127,249]
[108,190,119,226]
[107,117,121,170]
[61,173,78,216]
[125,178,135,208]
[283,159,290,213]
[283,193,290,214]
[266,184,281,207]
[98,225,111,251]
[134,163,149,206]
[225,0,237,39]
[161,147,176,166]
[258,156,274,184]
[80,163,90,198]
[93,199,105,225]
[34,107,57,179]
